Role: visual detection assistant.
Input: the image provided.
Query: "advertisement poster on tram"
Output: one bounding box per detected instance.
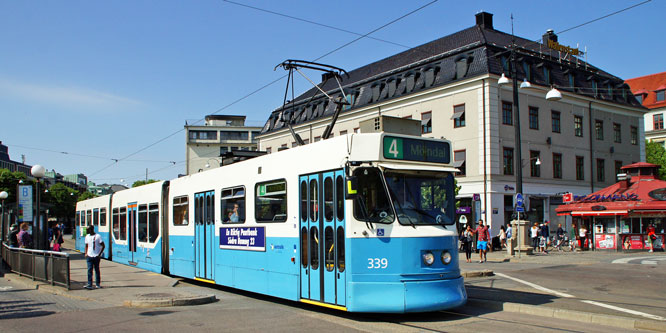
[622,235,643,250]
[595,234,616,249]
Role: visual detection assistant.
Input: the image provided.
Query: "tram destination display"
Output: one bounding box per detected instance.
[383,136,450,164]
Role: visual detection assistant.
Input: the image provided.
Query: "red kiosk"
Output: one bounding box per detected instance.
[556,162,666,251]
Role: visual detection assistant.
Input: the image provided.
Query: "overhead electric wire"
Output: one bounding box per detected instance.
[556,0,651,36]
[7,143,177,164]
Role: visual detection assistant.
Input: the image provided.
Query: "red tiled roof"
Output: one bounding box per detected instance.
[626,72,666,109]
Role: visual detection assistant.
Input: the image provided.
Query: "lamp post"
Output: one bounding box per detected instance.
[0,191,8,243]
[205,157,222,169]
[31,164,46,250]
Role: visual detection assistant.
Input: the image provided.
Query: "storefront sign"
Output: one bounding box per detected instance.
[219,227,266,251]
[563,192,573,203]
[622,235,643,250]
[595,234,616,249]
[547,39,580,56]
[456,207,471,214]
[574,193,639,203]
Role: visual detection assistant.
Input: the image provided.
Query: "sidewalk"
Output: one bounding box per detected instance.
[2,237,216,308]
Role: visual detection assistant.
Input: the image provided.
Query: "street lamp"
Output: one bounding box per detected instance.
[31,164,46,250]
[205,157,222,169]
[0,190,8,244]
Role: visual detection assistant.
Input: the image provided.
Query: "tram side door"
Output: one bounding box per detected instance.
[299,170,346,307]
[127,203,138,264]
[195,191,215,281]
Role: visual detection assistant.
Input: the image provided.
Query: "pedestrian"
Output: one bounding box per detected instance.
[506,224,513,240]
[540,222,550,254]
[579,224,588,250]
[17,222,33,248]
[647,223,656,253]
[570,222,578,251]
[472,219,490,263]
[461,225,473,263]
[84,225,105,289]
[499,225,507,248]
[530,222,540,252]
[52,227,64,252]
[7,224,19,247]
[556,223,565,251]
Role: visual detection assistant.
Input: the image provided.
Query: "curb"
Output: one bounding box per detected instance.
[467,298,666,332]
[123,294,217,308]
[461,270,494,278]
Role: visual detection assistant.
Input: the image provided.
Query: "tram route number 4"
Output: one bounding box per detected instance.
[368,258,389,269]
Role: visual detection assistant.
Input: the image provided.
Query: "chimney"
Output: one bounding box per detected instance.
[475,12,493,30]
[617,173,631,191]
[542,29,558,46]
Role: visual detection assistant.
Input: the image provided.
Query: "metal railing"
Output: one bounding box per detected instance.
[1,242,70,289]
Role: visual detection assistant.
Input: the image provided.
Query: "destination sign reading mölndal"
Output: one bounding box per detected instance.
[383,136,450,164]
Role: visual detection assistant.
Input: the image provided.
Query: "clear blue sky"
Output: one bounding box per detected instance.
[1,0,662,186]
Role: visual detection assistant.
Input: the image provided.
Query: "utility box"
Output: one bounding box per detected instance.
[359,116,421,136]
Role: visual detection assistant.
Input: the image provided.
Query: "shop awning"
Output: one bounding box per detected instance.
[571,210,628,216]
[451,110,464,120]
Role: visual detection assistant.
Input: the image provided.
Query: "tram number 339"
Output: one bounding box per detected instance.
[368,258,388,269]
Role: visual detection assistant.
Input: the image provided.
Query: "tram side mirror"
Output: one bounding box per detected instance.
[345,176,358,200]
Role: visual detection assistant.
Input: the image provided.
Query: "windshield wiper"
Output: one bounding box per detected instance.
[355,196,374,230]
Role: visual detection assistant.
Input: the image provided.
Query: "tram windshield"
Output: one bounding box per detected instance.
[352,168,395,224]
[384,170,455,226]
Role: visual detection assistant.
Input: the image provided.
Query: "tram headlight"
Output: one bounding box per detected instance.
[441,251,452,265]
[422,251,435,266]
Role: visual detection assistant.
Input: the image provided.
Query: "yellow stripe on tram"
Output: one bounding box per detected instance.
[300,299,347,311]
[194,277,216,284]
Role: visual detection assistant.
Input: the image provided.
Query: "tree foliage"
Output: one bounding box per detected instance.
[0,168,29,204]
[645,140,666,180]
[132,179,159,188]
[44,183,79,220]
[77,191,97,202]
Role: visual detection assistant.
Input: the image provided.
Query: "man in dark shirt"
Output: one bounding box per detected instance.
[473,220,490,263]
[556,223,565,251]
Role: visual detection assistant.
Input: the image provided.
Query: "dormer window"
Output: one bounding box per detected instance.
[635,94,644,104]
[568,73,575,88]
[523,62,531,81]
[657,90,665,102]
[543,67,551,84]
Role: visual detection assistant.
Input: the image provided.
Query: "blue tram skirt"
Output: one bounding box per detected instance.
[347,276,467,313]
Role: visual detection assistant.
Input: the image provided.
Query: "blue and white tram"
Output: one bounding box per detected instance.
[76,132,466,312]
[74,194,111,258]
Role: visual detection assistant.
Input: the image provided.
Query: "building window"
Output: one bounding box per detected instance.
[551,110,561,133]
[402,115,412,119]
[635,94,644,104]
[543,67,551,84]
[339,130,347,136]
[613,123,621,143]
[568,73,575,88]
[503,147,514,175]
[189,130,217,141]
[574,116,583,137]
[595,120,604,140]
[501,56,510,72]
[314,136,321,142]
[654,114,664,130]
[553,153,562,179]
[615,160,623,181]
[353,127,360,133]
[453,104,465,128]
[592,80,598,96]
[523,62,531,81]
[266,147,271,154]
[657,90,665,102]
[530,151,540,177]
[220,131,249,141]
[597,158,605,182]
[576,156,585,180]
[454,150,466,176]
[607,84,613,98]
[421,111,432,134]
[502,101,513,125]
[631,126,638,145]
[529,106,539,130]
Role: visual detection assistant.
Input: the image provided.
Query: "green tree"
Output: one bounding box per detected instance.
[646,140,666,180]
[0,168,29,204]
[77,191,97,202]
[132,179,159,188]
[44,183,79,222]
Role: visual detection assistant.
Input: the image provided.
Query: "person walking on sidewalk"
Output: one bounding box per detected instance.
[499,225,507,249]
[530,223,540,252]
[84,225,105,289]
[556,223,565,251]
[540,222,550,254]
[579,225,588,251]
[461,225,473,263]
[647,223,657,252]
[17,222,32,248]
[473,220,490,263]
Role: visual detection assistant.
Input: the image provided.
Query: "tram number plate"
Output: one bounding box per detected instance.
[367,258,388,269]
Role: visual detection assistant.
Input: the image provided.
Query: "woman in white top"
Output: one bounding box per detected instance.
[531,223,540,251]
[499,225,507,248]
[579,226,588,250]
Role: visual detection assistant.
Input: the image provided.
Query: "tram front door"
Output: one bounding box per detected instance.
[195,190,215,281]
[127,203,138,264]
[299,170,346,307]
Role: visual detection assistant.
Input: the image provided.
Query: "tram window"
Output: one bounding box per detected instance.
[300,180,307,222]
[221,186,245,224]
[325,226,334,271]
[112,208,119,240]
[310,227,319,269]
[336,226,345,272]
[173,196,189,226]
[93,209,99,226]
[301,227,308,268]
[86,210,92,227]
[336,175,344,221]
[75,211,80,227]
[324,177,334,222]
[119,207,127,241]
[310,179,318,222]
[385,171,455,226]
[100,208,107,226]
[149,203,159,242]
[138,204,148,242]
[352,168,394,224]
[207,193,214,225]
[255,179,287,222]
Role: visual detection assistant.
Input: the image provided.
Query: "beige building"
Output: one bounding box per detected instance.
[257,12,646,235]
[626,72,666,146]
[185,115,262,175]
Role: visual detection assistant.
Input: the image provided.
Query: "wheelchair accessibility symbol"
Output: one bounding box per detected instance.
[377,229,385,236]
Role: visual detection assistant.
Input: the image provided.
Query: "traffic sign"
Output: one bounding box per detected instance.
[515,206,525,212]
[514,193,524,207]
